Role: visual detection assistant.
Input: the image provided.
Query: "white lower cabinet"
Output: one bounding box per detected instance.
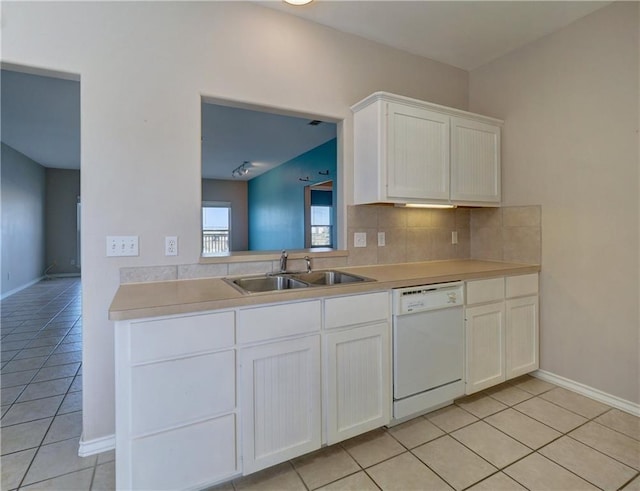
[115,311,238,490]
[112,288,404,488]
[465,302,506,394]
[325,322,390,444]
[465,274,539,395]
[240,335,321,475]
[506,295,539,379]
[114,278,537,489]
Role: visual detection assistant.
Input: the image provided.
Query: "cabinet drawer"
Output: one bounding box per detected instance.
[506,274,539,298]
[325,292,390,329]
[238,300,321,344]
[131,311,235,364]
[466,278,504,305]
[131,413,237,490]
[131,350,235,436]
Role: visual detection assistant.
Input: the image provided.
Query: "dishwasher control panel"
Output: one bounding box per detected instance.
[393,282,464,314]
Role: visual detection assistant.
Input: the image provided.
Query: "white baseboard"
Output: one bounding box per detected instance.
[1,276,44,300]
[48,273,81,278]
[533,369,640,417]
[78,433,115,457]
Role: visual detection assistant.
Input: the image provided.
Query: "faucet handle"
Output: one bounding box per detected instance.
[304,255,312,274]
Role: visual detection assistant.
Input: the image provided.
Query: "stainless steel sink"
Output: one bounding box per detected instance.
[291,270,373,286]
[228,275,309,293]
[225,269,374,294]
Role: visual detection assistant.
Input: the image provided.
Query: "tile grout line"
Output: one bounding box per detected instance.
[290,460,312,491]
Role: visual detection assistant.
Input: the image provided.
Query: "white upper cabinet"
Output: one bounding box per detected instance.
[387,103,450,201]
[450,117,501,203]
[352,92,502,206]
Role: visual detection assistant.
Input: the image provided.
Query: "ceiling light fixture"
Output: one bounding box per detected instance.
[232,161,251,178]
[283,0,313,5]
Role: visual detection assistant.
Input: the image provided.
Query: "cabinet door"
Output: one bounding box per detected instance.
[506,296,539,379]
[465,302,506,394]
[387,103,450,201]
[116,321,238,491]
[325,322,391,444]
[240,336,321,475]
[450,117,500,203]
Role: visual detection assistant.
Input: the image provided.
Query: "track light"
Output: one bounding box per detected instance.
[232,161,251,178]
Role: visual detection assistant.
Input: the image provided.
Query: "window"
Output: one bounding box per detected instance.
[202,202,231,253]
[310,205,332,247]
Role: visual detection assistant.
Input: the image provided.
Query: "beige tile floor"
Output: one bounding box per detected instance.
[227,378,640,491]
[3,279,640,490]
[1,278,114,490]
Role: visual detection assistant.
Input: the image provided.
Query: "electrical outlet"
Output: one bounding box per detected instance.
[451,231,458,245]
[378,232,386,247]
[106,236,139,257]
[354,232,367,248]
[165,236,178,256]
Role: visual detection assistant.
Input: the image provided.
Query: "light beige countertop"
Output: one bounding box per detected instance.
[109,259,540,321]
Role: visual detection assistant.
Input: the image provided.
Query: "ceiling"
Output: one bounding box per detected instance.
[1,1,610,172]
[1,69,80,169]
[264,1,611,71]
[201,103,336,180]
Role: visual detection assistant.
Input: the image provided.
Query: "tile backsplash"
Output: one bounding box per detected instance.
[346,205,470,266]
[120,205,541,283]
[470,205,541,264]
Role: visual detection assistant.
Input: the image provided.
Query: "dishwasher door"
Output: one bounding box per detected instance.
[393,306,464,400]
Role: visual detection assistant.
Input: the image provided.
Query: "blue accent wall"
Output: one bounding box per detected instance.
[248,139,337,251]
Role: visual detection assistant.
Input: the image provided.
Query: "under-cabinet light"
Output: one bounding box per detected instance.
[394,203,456,209]
[284,0,313,5]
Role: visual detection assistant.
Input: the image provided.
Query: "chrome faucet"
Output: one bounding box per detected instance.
[304,256,312,274]
[279,250,288,273]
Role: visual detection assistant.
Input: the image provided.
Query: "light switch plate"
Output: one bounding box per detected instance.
[106,236,139,257]
[451,231,458,245]
[378,232,386,247]
[354,232,367,248]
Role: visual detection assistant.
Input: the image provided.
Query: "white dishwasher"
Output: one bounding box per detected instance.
[392,282,465,422]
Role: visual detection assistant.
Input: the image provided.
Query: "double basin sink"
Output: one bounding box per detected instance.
[225,270,374,294]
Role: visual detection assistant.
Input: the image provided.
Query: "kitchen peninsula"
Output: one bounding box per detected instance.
[110,259,539,490]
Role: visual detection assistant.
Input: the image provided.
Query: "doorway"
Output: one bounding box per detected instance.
[1,64,81,293]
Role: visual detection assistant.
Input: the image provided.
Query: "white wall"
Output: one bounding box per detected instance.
[1,143,46,296]
[469,2,639,403]
[1,1,468,443]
